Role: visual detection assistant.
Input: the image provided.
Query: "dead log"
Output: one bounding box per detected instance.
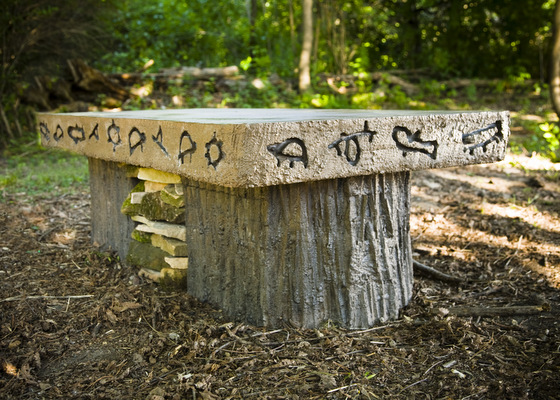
[321,72,419,96]
[370,72,419,96]
[440,78,536,89]
[109,65,241,87]
[441,78,500,89]
[67,59,129,101]
[159,65,239,79]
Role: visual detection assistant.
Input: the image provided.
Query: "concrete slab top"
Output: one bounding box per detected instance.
[39,108,509,187]
[51,108,480,123]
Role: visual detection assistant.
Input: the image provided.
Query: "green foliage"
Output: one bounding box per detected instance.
[98,0,255,72]
[0,0,115,149]
[537,122,560,162]
[509,116,560,163]
[93,0,555,85]
[0,146,89,201]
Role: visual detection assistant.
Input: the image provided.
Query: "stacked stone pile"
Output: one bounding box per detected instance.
[121,167,188,287]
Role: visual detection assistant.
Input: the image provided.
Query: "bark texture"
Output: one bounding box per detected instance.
[551,0,560,118]
[88,158,138,260]
[184,172,413,329]
[298,0,313,92]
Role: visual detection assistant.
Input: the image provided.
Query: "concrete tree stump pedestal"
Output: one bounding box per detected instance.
[39,109,509,328]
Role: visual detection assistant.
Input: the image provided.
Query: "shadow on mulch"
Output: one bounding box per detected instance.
[1,155,559,399]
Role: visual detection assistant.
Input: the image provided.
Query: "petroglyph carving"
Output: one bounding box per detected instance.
[178,130,197,165]
[205,134,224,169]
[68,125,86,144]
[39,122,50,141]
[392,126,438,160]
[329,121,377,166]
[89,124,99,140]
[152,126,169,157]
[107,120,121,151]
[267,138,308,168]
[128,127,146,155]
[54,125,64,142]
[462,121,503,155]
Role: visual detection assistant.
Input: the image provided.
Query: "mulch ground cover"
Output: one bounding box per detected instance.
[1,153,559,399]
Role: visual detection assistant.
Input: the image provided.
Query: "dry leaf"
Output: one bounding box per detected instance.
[112,301,142,313]
[106,309,118,324]
[3,360,18,376]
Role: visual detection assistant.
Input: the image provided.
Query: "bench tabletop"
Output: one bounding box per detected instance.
[39,108,509,187]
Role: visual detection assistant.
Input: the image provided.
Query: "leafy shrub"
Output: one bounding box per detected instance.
[538,122,560,162]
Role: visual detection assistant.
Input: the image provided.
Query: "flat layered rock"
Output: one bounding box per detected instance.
[39,109,509,187]
[132,215,187,241]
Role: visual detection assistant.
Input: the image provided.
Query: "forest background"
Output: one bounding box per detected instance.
[1,0,560,187]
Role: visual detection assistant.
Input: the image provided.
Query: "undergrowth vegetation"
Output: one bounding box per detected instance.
[0,146,88,202]
[0,72,558,205]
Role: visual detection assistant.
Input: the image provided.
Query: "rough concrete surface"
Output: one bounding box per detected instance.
[88,158,137,260]
[39,109,509,187]
[184,172,413,329]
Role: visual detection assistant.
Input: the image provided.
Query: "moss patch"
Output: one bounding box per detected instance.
[126,240,169,271]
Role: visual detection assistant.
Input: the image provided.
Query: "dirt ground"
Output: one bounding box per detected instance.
[1,152,559,399]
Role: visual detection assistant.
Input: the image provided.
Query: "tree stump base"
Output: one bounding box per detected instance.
[185,173,412,328]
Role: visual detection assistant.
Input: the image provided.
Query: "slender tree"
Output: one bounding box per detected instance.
[298,0,313,92]
[551,0,560,118]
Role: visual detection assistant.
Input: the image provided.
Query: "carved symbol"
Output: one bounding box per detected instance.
[462,121,503,155]
[107,120,121,151]
[39,122,50,141]
[89,124,99,140]
[54,125,64,142]
[152,126,169,157]
[178,130,197,164]
[267,138,308,168]
[328,121,377,166]
[68,125,85,144]
[128,127,146,155]
[205,134,224,169]
[392,126,438,160]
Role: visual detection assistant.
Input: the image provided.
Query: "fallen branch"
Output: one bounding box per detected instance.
[0,294,94,303]
[0,107,14,139]
[444,304,550,318]
[413,260,463,284]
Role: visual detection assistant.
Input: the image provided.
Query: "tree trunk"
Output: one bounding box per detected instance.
[550,0,560,117]
[298,0,313,92]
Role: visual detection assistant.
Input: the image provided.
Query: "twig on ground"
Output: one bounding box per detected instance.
[327,383,358,393]
[346,323,398,335]
[413,260,463,284]
[423,360,444,376]
[250,329,283,337]
[399,377,429,394]
[443,304,550,317]
[0,294,94,302]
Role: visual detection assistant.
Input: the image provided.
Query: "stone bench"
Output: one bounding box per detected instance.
[38,109,509,329]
